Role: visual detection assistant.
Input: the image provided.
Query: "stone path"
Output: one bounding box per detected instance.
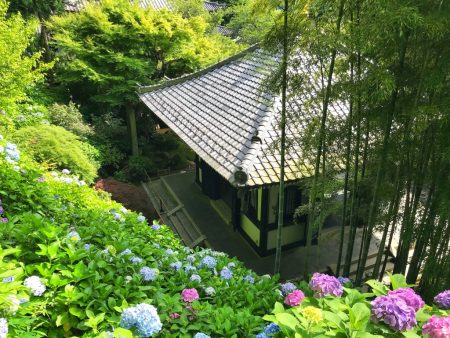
[143,171,394,281]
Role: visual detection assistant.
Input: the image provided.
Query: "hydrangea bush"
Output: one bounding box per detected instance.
[0,134,280,336]
[262,273,450,337]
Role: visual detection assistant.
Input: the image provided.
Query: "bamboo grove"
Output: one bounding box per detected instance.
[265,0,449,299]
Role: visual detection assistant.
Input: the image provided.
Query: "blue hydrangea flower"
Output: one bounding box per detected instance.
[137,215,146,222]
[190,274,202,283]
[0,318,8,338]
[200,255,217,269]
[120,307,139,329]
[140,267,158,281]
[130,256,144,265]
[61,169,70,175]
[244,275,255,284]
[337,276,351,285]
[120,249,132,256]
[120,207,128,214]
[2,277,14,283]
[256,333,269,338]
[185,265,197,273]
[280,282,297,295]
[153,244,160,249]
[194,333,211,338]
[67,230,81,241]
[120,304,162,337]
[264,323,281,334]
[37,176,46,182]
[24,276,46,296]
[187,255,196,263]
[151,223,160,230]
[220,267,233,280]
[84,244,92,250]
[164,249,175,255]
[170,261,182,271]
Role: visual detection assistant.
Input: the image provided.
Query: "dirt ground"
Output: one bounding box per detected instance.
[95,177,158,221]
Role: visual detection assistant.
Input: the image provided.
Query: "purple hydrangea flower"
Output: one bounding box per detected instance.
[151,223,160,231]
[37,176,46,182]
[220,267,233,280]
[0,206,3,214]
[388,288,424,312]
[137,215,146,222]
[371,295,417,331]
[309,273,343,298]
[422,315,450,338]
[187,255,196,263]
[2,277,14,283]
[280,282,297,296]
[434,290,450,310]
[0,218,8,223]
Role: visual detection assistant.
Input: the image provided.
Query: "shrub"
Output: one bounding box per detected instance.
[47,102,93,137]
[115,156,156,183]
[12,125,99,183]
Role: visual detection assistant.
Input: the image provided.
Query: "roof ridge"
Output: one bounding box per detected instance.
[137,44,260,94]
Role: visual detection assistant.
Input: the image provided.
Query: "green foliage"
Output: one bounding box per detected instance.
[225,0,276,43]
[47,102,93,138]
[7,0,65,19]
[0,0,50,118]
[263,277,449,338]
[49,0,241,111]
[12,125,99,183]
[0,134,281,336]
[115,155,153,183]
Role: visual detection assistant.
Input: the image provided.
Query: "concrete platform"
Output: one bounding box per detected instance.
[149,171,385,281]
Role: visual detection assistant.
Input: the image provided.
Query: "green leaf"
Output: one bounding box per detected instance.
[275,313,299,331]
[349,303,370,331]
[48,241,59,259]
[365,279,389,296]
[401,331,421,338]
[69,306,85,319]
[388,273,409,289]
[273,301,285,314]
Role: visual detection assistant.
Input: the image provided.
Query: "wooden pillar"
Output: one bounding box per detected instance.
[260,188,269,253]
[126,103,139,156]
[231,188,241,231]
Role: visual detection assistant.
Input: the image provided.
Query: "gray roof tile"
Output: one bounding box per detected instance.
[139,46,348,186]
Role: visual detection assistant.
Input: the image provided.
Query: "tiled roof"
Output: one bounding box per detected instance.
[138,47,348,187]
[203,1,227,11]
[65,0,223,12]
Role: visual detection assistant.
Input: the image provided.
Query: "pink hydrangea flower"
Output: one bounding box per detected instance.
[284,289,305,306]
[169,313,180,319]
[422,315,450,338]
[309,273,343,298]
[181,288,199,302]
[388,288,425,312]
